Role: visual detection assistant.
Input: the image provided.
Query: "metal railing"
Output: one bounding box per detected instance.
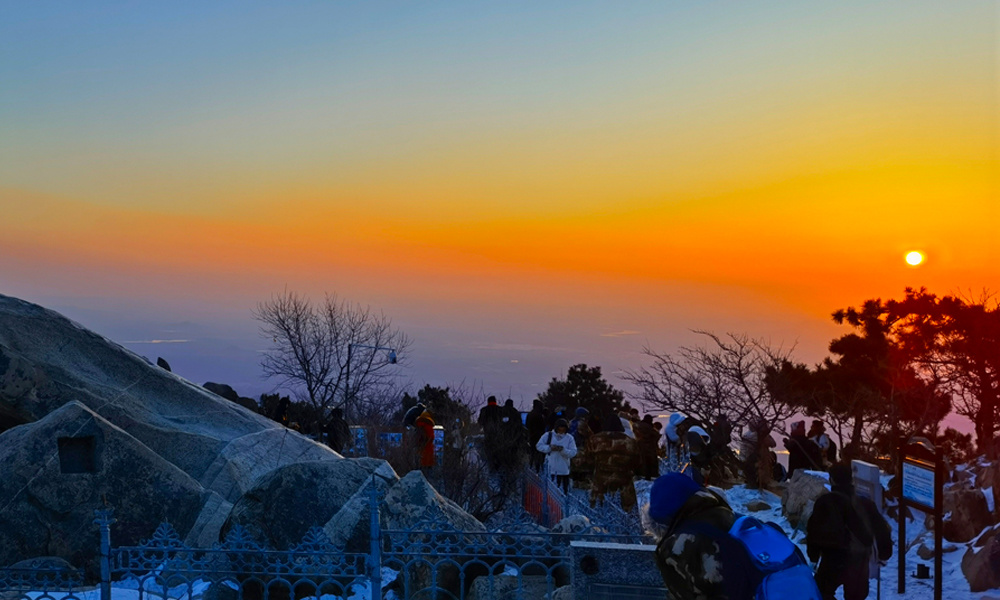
[4,473,657,600]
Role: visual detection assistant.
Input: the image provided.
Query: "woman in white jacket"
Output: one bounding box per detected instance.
[536,418,577,492]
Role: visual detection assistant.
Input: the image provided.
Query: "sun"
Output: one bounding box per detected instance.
[905,251,924,266]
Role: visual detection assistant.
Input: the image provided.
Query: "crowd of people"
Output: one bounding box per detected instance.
[303,399,895,600]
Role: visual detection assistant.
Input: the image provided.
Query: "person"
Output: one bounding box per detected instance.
[807,463,892,600]
[587,414,641,511]
[634,414,660,480]
[568,406,591,446]
[323,407,352,454]
[536,418,577,493]
[808,420,837,467]
[272,397,290,425]
[498,399,528,476]
[414,409,436,473]
[685,425,713,485]
[568,407,594,483]
[649,473,758,599]
[477,396,502,434]
[664,412,689,470]
[619,410,636,439]
[741,417,776,489]
[525,399,548,473]
[784,420,824,477]
[478,396,503,470]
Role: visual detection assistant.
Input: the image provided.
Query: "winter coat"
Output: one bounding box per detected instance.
[587,431,641,511]
[415,413,436,468]
[654,488,756,600]
[806,484,892,564]
[525,407,547,446]
[536,430,577,476]
[784,434,824,476]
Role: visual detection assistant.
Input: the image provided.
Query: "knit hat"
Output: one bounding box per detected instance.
[575,406,589,417]
[648,473,701,524]
[554,418,569,430]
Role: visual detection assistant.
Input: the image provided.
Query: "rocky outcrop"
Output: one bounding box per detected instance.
[222,458,397,549]
[0,295,338,502]
[941,488,994,543]
[781,470,829,528]
[0,402,212,577]
[962,524,1000,592]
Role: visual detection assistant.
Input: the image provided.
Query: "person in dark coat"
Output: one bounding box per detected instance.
[323,407,352,454]
[784,420,824,477]
[806,463,892,600]
[650,473,757,600]
[478,396,503,470]
[634,414,661,480]
[525,399,548,472]
[497,398,527,474]
[478,396,502,434]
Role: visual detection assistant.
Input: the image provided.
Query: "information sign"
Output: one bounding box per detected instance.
[902,459,935,510]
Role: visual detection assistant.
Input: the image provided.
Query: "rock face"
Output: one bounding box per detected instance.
[962,524,1000,592]
[942,488,994,543]
[0,294,339,503]
[781,470,829,528]
[382,471,485,533]
[0,402,211,576]
[222,458,397,549]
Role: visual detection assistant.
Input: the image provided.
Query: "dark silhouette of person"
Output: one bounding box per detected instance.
[807,463,892,600]
[785,420,824,477]
[478,396,504,470]
[525,399,548,472]
[323,407,352,454]
[272,397,290,425]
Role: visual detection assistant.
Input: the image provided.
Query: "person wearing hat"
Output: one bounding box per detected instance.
[806,463,892,600]
[649,473,756,599]
[536,418,577,492]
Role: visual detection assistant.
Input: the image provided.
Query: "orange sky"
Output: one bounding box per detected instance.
[1,2,997,407]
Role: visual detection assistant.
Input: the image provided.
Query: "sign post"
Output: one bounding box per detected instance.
[897,438,943,600]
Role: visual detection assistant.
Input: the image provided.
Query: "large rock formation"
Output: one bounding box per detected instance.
[0,402,213,576]
[941,488,994,543]
[0,294,339,503]
[222,458,398,549]
[0,294,345,569]
[962,524,1000,592]
[781,470,829,528]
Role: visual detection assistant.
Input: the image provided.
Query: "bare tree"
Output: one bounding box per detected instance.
[623,331,797,433]
[253,291,411,424]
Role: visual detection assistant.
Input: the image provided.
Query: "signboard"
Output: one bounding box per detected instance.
[902,459,935,510]
[852,460,883,580]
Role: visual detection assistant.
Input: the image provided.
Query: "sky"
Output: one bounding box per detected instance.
[1,2,997,426]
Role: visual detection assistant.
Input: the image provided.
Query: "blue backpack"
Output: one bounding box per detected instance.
[727,515,821,600]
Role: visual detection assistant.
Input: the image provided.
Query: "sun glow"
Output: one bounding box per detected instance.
[905,251,924,266]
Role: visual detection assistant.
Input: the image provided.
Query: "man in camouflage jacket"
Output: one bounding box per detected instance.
[651,475,757,599]
[586,416,641,512]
